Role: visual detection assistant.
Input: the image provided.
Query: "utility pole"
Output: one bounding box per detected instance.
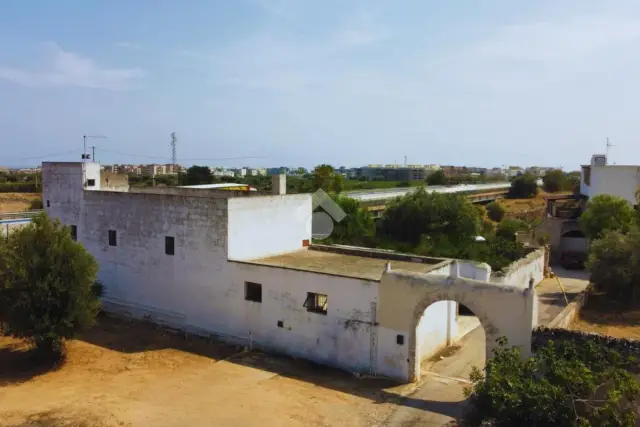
[82,134,106,162]
[170,132,178,185]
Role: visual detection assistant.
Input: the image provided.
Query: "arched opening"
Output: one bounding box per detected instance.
[411,297,490,382]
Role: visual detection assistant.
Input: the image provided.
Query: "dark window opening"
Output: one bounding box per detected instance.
[245,281,262,303]
[46,200,50,207]
[70,225,77,241]
[108,230,117,246]
[87,179,96,187]
[303,292,328,315]
[397,334,404,345]
[277,320,284,328]
[165,236,175,255]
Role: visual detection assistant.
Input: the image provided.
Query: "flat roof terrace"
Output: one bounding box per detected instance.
[239,246,449,281]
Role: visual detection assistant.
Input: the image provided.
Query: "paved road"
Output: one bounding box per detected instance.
[385,268,591,427]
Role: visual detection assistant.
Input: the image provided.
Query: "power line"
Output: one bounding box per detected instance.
[18,149,80,161]
[96,147,266,162]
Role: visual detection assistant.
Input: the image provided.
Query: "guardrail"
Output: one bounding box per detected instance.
[0,210,43,221]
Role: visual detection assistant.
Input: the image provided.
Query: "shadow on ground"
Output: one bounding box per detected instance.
[75,313,464,418]
[577,294,640,327]
[537,291,576,308]
[0,342,61,386]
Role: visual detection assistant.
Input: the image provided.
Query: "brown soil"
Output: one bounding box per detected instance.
[0,193,41,213]
[570,295,640,340]
[0,314,411,427]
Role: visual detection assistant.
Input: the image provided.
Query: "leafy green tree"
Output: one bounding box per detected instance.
[322,195,376,246]
[380,188,481,248]
[496,218,530,240]
[463,337,639,427]
[508,173,538,198]
[426,170,448,186]
[542,169,568,193]
[0,214,101,359]
[587,229,640,301]
[184,165,213,185]
[486,201,506,222]
[312,164,343,193]
[579,194,636,240]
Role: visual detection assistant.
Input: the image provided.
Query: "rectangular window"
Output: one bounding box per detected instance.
[70,225,77,241]
[46,200,50,207]
[87,179,96,187]
[304,292,328,315]
[108,230,117,246]
[245,282,262,302]
[165,236,175,255]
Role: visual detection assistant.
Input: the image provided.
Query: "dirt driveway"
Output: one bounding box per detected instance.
[0,315,416,427]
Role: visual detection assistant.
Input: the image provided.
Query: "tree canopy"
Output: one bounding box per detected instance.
[321,195,376,247]
[508,173,538,198]
[579,194,636,240]
[312,164,343,193]
[542,169,568,193]
[426,170,448,186]
[486,201,506,222]
[0,214,102,358]
[184,165,213,185]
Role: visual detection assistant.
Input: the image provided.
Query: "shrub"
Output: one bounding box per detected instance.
[486,201,506,222]
[0,214,102,359]
[508,174,538,199]
[463,337,640,427]
[496,218,529,241]
[580,194,636,240]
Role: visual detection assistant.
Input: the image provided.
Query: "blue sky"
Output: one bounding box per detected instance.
[2,0,640,170]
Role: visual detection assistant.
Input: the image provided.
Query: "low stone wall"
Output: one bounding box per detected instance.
[491,246,546,288]
[547,289,589,328]
[532,327,640,371]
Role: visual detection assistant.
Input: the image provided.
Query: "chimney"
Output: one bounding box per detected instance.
[272,174,286,195]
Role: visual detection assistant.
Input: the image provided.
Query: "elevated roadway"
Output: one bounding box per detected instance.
[345,182,511,216]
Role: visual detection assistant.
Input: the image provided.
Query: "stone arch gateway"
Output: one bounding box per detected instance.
[375,269,538,382]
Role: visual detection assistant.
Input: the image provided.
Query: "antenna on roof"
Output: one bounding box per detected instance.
[606,137,614,158]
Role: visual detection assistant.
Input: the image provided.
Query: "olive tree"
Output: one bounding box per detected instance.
[579,195,636,240]
[0,214,102,359]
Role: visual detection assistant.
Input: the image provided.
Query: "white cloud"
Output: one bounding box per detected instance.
[0,42,144,89]
[475,16,640,62]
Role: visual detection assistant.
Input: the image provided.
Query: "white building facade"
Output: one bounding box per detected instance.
[42,162,540,382]
[580,154,640,205]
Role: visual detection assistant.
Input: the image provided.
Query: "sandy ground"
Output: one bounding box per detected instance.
[0,315,414,427]
[0,193,41,213]
[570,295,640,340]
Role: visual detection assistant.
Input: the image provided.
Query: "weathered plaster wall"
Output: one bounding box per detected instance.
[227,261,378,374]
[416,300,456,362]
[82,190,230,330]
[43,162,85,237]
[492,247,545,288]
[376,271,538,382]
[581,165,640,205]
[101,172,129,192]
[227,194,312,260]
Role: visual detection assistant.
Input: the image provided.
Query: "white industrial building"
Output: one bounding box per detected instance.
[42,162,542,382]
[581,154,640,206]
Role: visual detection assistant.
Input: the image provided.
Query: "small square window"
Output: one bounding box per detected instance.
[108,229,117,246]
[396,334,404,345]
[303,292,328,315]
[277,320,284,328]
[46,200,50,207]
[70,225,77,241]
[165,236,175,255]
[87,179,96,187]
[245,282,262,302]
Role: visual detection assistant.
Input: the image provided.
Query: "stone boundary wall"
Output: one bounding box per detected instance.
[547,288,589,328]
[532,327,640,371]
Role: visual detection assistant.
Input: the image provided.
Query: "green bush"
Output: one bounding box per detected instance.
[0,214,102,359]
[28,199,44,210]
[463,337,640,427]
[508,174,538,198]
[0,182,38,193]
[580,194,636,240]
[486,201,506,222]
[496,218,530,240]
[587,229,640,301]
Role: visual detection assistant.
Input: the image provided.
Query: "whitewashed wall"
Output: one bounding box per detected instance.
[581,165,640,205]
[227,194,312,260]
[494,248,545,288]
[227,262,378,374]
[416,300,457,362]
